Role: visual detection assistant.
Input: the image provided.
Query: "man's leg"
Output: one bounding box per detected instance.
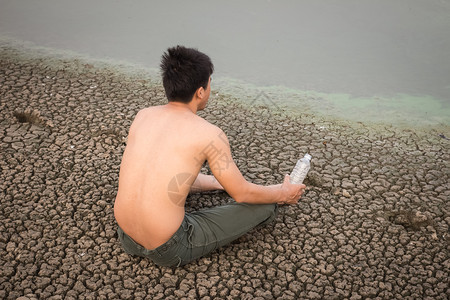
[177,202,278,265]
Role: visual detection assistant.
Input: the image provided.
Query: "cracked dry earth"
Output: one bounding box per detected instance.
[0,48,449,300]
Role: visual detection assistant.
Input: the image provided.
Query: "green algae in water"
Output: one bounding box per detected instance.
[303,92,449,127]
[213,76,449,129]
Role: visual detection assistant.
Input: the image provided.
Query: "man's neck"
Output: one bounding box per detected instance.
[166,101,198,114]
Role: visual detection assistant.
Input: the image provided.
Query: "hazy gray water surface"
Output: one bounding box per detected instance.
[1,0,449,126]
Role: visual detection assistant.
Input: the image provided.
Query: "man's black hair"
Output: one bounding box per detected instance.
[160,46,214,103]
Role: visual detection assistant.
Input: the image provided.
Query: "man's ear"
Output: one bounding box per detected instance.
[196,86,205,100]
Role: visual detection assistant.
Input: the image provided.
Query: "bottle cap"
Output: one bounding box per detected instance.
[304,153,312,160]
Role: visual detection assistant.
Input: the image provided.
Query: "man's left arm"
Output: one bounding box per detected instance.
[190,173,224,193]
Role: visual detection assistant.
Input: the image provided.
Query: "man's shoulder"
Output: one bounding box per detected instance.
[137,105,162,115]
[195,116,225,137]
[196,121,230,151]
[133,106,157,121]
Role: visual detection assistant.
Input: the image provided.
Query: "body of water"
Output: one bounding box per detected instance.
[1,0,449,127]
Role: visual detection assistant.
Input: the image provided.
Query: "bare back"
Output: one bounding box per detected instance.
[114,105,217,249]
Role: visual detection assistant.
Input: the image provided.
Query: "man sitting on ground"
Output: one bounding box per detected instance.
[114,45,305,267]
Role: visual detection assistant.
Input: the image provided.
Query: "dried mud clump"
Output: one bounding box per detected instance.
[13,108,54,128]
[385,210,431,230]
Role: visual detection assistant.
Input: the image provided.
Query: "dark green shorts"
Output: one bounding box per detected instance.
[117,202,278,267]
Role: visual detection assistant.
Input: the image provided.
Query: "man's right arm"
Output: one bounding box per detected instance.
[204,128,305,205]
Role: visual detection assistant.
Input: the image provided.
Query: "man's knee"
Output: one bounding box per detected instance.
[254,203,278,227]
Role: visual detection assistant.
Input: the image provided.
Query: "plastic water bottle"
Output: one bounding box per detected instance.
[290,153,312,184]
